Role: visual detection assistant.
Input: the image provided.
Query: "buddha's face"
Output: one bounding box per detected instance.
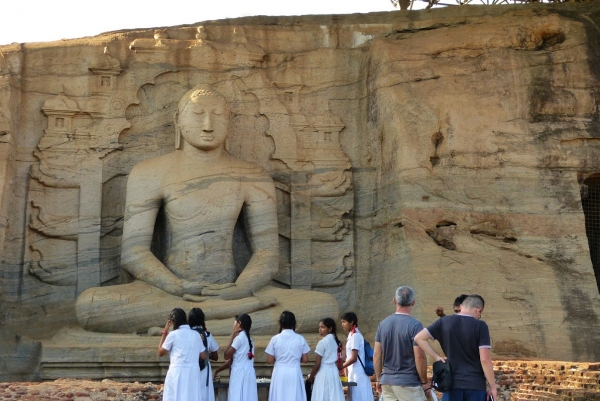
[177,94,229,151]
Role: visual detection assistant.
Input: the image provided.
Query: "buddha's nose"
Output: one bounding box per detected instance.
[202,113,213,132]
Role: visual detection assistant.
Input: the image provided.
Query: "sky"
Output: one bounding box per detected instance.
[1,0,428,46]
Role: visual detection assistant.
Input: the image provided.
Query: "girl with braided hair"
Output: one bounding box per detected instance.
[307,318,345,401]
[222,314,257,401]
[188,308,219,401]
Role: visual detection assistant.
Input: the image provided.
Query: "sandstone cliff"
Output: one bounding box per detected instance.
[1,3,600,380]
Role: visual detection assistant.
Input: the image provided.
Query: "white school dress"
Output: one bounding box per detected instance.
[345,328,373,401]
[192,327,219,401]
[265,329,310,401]
[162,325,205,401]
[311,334,344,401]
[228,330,258,401]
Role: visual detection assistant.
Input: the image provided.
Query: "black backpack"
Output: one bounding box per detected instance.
[432,360,453,392]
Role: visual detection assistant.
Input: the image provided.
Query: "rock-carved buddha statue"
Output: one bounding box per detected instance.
[75,84,338,334]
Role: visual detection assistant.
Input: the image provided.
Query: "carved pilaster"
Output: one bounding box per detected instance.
[27,50,172,294]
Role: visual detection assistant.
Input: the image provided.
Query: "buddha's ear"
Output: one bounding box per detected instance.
[174,110,181,149]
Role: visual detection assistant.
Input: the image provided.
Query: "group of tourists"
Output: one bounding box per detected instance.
[158,287,495,401]
[157,308,373,401]
[158,308,219,401]
[375,287,496,401]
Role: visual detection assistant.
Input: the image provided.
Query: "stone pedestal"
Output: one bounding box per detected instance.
[40,327,322,382]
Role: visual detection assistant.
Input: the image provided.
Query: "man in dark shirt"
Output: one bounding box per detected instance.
[415,295,497,401]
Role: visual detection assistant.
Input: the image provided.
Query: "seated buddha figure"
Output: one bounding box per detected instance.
[75,84,338,335]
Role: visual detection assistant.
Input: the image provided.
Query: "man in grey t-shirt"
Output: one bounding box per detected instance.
[374,286,429,401]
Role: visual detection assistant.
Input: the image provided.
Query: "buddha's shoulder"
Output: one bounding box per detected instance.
[129,152,271,179]
[129,152,180,177]
[224,155,270,177]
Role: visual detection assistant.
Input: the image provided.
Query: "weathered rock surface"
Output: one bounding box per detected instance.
[1,3,600,381]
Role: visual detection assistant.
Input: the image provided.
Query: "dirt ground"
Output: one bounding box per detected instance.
[0,379,163,401]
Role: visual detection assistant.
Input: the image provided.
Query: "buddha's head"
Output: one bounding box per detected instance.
[175,84,231,151]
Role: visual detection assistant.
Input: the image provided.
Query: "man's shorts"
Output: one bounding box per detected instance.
[441,389,487,401]
[381,384,427,401]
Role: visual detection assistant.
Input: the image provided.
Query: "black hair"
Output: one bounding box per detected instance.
[453,294,468,307]
[188,308,208,332]
[320,317,341,349]
[169,308,187,330]
[235,314,253,359]
[278,310,297,332]
[341,311,358,327]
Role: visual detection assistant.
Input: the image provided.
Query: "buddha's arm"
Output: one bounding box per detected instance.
[121,163,203,297]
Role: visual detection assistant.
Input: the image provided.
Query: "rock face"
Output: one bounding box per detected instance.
[1,3,600,380]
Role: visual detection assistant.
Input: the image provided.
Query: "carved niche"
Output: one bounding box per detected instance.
[26,27,355,309]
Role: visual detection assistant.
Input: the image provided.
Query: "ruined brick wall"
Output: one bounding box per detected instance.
[493,361,600,400]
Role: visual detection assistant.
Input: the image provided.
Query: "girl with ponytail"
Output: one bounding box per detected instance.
[340,312,372,401]
[221,314,258,401]
[307,317,345,401]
